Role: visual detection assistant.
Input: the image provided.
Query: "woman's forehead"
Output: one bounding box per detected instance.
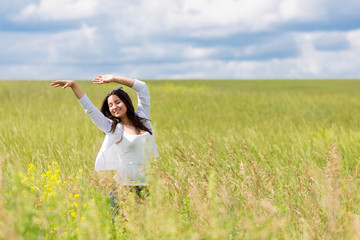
[108,94,121,102]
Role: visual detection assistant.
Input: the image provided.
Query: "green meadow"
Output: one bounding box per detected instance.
[1,79,360,239]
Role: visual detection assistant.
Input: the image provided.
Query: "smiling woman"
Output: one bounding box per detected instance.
[50,75,159,201]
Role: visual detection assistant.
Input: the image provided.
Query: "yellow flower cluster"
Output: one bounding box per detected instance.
[19,163,37,192]
[20,161,65,203]
[19,162,86,226]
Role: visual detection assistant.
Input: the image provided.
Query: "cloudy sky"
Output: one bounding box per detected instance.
[1,0,360,80]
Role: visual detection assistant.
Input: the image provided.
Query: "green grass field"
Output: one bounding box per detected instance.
[1,80,360,239]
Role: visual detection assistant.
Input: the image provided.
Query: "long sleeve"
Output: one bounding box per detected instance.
[131,79,159,158]
[78,94,112,133]
[132,79,151,120]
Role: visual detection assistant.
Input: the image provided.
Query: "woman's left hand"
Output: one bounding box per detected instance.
[92,75,115,85]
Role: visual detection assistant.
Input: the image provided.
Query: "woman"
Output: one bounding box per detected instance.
[51,75,159,196]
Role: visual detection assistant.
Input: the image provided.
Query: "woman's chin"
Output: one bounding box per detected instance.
[114,113,125,118]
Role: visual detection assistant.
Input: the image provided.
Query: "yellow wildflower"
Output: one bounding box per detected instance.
[28,163,35,170]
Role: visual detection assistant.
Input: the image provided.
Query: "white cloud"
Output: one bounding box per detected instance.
[2,28,360,80]
[125,29,360,79]
[279,0,326,21]
[11,0,349,39]
[2,0,360,80]
[0,24,98,64]
[91,0,330,41]
[347,29,360,48]
[15,0,99,21]
[290,30,359,76]
[183,46,214,59]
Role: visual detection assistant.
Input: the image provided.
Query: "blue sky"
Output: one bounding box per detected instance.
[1,0,360,80]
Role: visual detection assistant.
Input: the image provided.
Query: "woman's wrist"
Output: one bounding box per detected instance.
[70,81,77,88]
[71,82,84,99]
[113,76,125,83]
[114,76,135,87]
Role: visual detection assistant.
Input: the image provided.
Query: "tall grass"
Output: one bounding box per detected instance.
[1,80,360,239]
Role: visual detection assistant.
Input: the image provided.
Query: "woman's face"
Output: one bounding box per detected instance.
[108,94,127,118]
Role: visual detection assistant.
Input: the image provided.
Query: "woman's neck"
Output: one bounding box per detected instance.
[120,116,132,126]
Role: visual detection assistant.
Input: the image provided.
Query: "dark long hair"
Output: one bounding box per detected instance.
[100,88,152,135]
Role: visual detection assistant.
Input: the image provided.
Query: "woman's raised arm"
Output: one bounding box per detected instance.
[50,80,85,99]
[50,80,112,133]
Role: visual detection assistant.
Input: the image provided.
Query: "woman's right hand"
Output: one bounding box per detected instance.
[50,80,76,89]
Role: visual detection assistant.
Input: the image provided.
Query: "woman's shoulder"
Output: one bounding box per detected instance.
[105,122,124,143]
[132,79,149,93]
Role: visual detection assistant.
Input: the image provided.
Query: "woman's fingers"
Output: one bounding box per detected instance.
[92,80,103,84]
[50,80,73,88]
[50,81,63,88]
[92,76,104,84]
[93,75,102,81]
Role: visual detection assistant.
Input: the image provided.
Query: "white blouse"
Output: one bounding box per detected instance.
[78,79,159,186]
